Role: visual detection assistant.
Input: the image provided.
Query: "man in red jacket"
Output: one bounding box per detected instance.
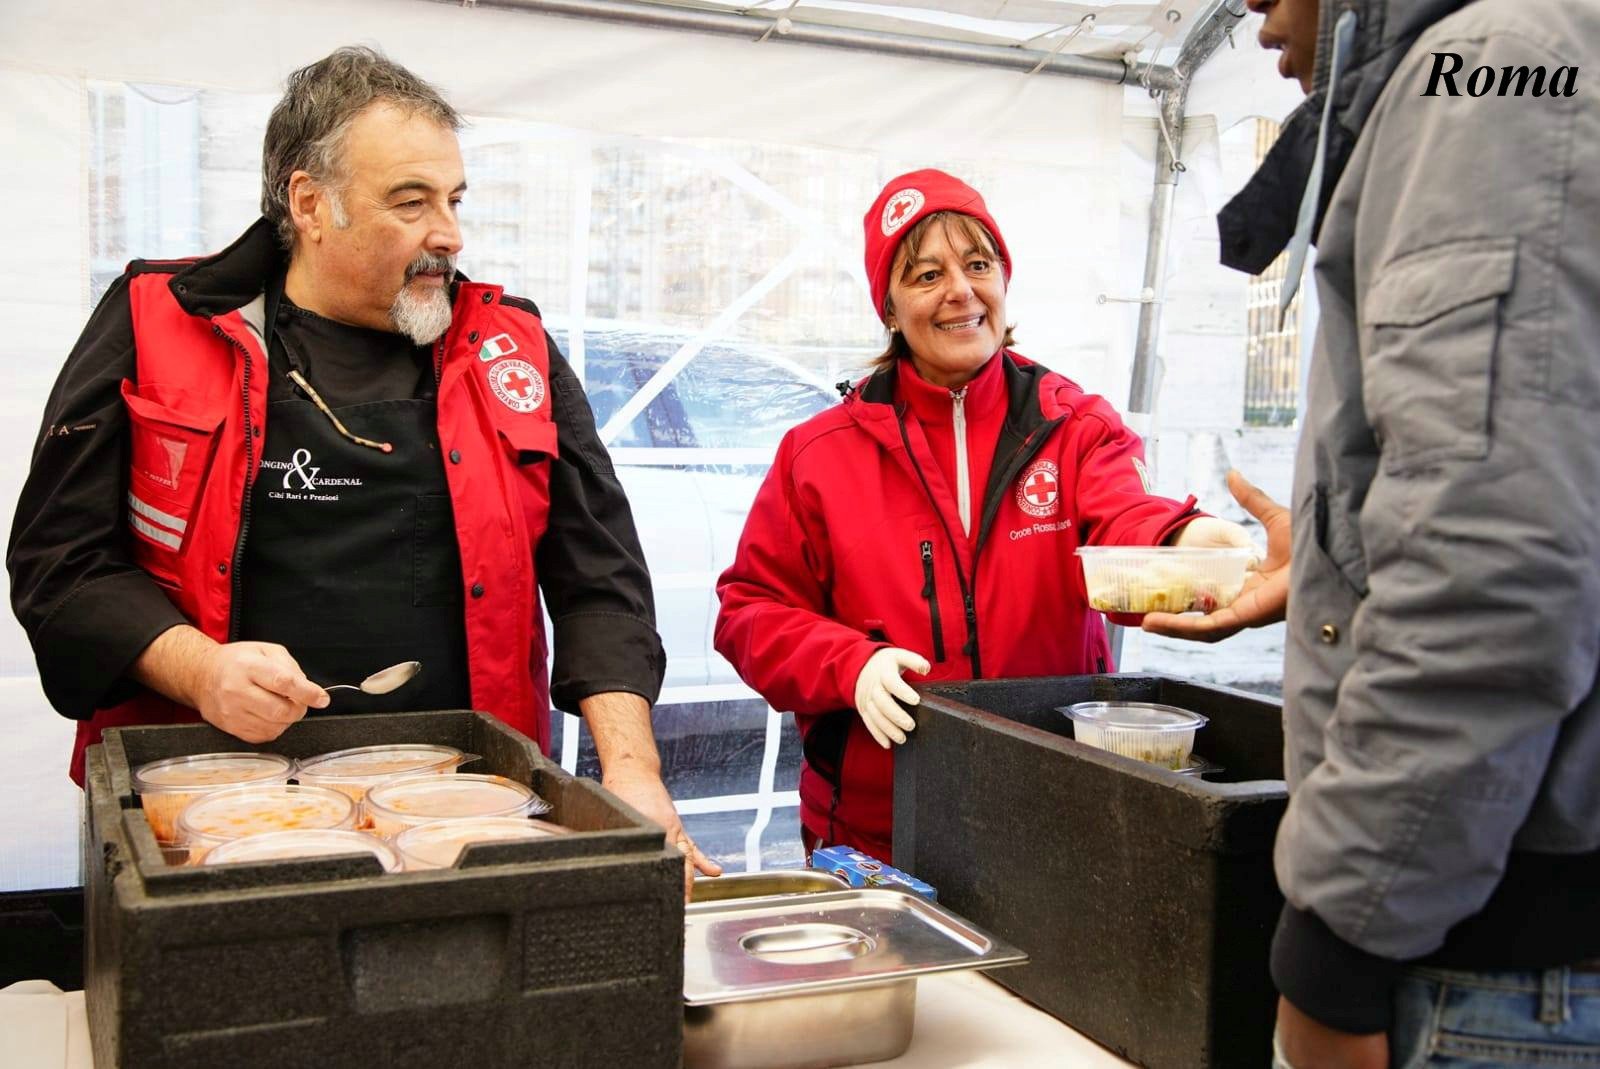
[7,46,717,889]
[714,170,1251,862]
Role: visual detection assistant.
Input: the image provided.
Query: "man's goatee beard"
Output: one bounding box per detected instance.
[390,283,454,346]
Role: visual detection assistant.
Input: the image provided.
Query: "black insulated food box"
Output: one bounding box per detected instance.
[83,711,684,1069]
[894,675,1287,1069]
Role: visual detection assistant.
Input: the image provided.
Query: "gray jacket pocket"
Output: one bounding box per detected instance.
[1361,239,1516,474]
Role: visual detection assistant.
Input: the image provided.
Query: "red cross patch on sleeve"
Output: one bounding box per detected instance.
[487,358,546,414]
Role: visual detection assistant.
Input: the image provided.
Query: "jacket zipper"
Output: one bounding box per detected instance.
[897,412,981,677]
[951,386,970,538]
[213,324,255,642]
[919,541,947,663]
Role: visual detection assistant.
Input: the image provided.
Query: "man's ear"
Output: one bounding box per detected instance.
[287,171,323,244]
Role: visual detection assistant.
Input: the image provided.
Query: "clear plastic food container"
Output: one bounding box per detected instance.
[293,744,476,807]
[1060,702,1209,770]
[132,753,295,844]
[1076,546,1255,615]
[394,816,571,870]
[176,783,356,863]
[203,829,402,873]
[363,773,550,839]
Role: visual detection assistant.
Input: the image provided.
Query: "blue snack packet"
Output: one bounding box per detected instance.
[810,845,937,901]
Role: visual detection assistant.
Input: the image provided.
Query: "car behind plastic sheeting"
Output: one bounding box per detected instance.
[554,327,857,689]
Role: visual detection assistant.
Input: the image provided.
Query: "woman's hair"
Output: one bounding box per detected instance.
[869,211,1015,373]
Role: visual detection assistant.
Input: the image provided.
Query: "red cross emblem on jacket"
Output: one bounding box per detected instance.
[1016,459,1060,518]
[488,358,546,414]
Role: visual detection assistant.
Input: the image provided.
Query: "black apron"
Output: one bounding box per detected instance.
[237,286,471,714]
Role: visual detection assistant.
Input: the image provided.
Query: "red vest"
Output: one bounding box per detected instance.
[70,272,558,784]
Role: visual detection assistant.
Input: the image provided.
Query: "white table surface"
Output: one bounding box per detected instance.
[2,972,1132,1068]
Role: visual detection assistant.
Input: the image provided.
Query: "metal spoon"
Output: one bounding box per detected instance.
[322,660,422,695]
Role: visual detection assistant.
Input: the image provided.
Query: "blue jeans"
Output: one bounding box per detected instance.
[1275,967,1600,1068]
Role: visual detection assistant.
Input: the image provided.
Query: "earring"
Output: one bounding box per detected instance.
[888,323,898,333]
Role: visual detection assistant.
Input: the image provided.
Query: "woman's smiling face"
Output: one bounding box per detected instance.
[886,213,1008,389]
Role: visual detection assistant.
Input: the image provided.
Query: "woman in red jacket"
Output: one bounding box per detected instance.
[714,170,1249,863]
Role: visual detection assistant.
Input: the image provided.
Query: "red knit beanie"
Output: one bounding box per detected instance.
[863,168,1011,324]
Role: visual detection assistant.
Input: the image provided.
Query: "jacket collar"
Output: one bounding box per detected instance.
[1217,0,1477,274]
[847,351,1062,462]
[853,351,1047,417]
[895,351,1006,426]
[168,219,287,318]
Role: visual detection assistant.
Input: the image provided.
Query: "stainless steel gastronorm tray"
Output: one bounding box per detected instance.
[685,887,1026,1006]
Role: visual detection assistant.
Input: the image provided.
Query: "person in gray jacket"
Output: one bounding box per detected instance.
[1145,0,1600,1064]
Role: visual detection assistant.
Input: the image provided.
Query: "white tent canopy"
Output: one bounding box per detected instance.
[1,0,1300,890]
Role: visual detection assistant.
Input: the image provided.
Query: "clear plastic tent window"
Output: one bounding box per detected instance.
[2,0,1297,891]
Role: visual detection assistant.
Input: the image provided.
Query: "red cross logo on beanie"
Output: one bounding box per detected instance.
[881,188,925,237]
[1015,459,1061,518]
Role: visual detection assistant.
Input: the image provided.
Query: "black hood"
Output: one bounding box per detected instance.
[1217,0,1480,274]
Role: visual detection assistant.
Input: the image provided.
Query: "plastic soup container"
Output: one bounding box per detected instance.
[132,753,295,844]
[363,774,548,839]
[1061,702,1209,770]
[394,817,571,870]
[176,783,356,863]
[1076,546,1255,615]
[203,829,402,873]
[293,744,475,809]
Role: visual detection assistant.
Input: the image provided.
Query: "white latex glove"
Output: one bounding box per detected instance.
[852,647,930,748]
[1170,515,1256,552]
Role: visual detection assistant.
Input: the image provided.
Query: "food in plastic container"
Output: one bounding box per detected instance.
[394,816,571,870]
[203,829,402,873]
[293,744,475,810]
[1060,702,1209,770]
[363,773,550,839]
[1075,546,1255,615]
[177,783,356,863]
[132,753,294,844]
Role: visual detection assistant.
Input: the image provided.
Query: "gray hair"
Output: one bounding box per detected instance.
[261,46,463,251]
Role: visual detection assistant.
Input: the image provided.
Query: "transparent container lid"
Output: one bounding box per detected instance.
[133,753,297,845]
[1062,702,1208,733]
[1174,754,1225,778]
[1075,545,1256,615]
[177,782,356,847]
[293,744,472,784]
[365,773,549,827]
[1059,702,1208,771]
[203,829,402,873]
[133,752,294,793]
[394,816,570,870]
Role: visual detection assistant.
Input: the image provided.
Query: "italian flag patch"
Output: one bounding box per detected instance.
[477,332,518,362]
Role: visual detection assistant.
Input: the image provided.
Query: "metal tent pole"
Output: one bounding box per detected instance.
[463,0,1181,88]
[1126,0,1249,418]
[1125,83,1187,421]
[1111,0,1249,667]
